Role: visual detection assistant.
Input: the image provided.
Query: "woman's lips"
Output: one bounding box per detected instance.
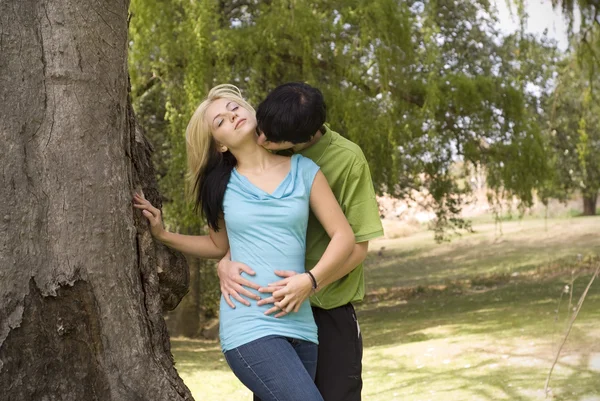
[235,119,246,129]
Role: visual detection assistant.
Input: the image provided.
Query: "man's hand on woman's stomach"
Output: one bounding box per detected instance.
[258,270,313,318]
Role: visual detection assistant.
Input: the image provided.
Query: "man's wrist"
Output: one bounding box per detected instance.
[305,271,318,293]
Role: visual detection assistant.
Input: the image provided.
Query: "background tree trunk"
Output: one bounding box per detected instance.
[0,0,192,400]
[582,193,598,216]
[165,257,220,340]
[167,258,202,338]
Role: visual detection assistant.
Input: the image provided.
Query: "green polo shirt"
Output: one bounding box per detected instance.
[299,126,384,310]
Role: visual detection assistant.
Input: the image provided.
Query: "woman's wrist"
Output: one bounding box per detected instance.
[154,228,169,243]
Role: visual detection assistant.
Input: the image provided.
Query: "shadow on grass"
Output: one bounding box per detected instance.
[359,274,600,349]
[362,277,600,400]
[366,358,600,401]
[366,217,600,290]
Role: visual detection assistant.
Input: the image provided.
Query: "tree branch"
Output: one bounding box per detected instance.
[544,263,600,398]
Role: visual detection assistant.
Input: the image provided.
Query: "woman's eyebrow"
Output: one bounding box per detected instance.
[212,102,233,125]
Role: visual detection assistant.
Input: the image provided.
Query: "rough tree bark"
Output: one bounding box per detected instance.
[0,0,192,399]
[582,193,597,216]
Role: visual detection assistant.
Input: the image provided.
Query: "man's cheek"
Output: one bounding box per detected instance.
[256,133,268,145]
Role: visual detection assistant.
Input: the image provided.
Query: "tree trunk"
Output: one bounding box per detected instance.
[0,0,192,400]
[582,193,598,216]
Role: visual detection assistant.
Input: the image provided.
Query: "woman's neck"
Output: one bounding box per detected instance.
[230,142,277,173]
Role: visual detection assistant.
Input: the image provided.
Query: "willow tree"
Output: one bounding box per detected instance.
[0,0,191,399]
[127,0,557,324]
[544,54,600,215]
[517,0,600,214]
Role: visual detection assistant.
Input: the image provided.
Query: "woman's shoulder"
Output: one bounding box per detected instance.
[292,153,318,168]
[292,154,320,184]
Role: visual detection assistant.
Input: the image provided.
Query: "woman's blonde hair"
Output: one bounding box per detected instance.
[185,84,255,230]
[185,84,255,195]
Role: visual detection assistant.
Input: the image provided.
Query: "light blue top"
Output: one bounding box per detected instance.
[219,154,321,352]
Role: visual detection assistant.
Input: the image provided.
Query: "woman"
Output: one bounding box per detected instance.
[133,84,354,401]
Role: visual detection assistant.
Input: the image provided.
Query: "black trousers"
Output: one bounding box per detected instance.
[253,303,363,401]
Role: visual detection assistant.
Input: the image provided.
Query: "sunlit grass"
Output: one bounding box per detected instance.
[172,339,251,400]
[359,276,600,400]
[366,217,600,290]
[171,216,600,401]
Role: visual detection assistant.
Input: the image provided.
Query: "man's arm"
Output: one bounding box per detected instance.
[257,241,368,315]
[317,241,368,288]
[257,156,383,316]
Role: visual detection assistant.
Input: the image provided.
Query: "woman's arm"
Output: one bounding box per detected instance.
[270,171,354,314]
[133,193,229,259]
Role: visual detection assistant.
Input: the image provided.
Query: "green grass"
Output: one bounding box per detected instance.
[171,216,600,401]
[366,217,600,290]
[171,339,251,399]
[359,277,600,400]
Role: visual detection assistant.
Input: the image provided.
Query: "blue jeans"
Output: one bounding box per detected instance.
[224,335,324,401]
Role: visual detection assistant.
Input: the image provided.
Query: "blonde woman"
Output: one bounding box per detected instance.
[133,85,354,401]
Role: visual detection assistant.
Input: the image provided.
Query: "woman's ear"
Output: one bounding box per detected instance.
[216,143,228,153]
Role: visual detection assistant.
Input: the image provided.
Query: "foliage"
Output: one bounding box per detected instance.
[543,56,600,204]
[551,0,600,42]
[542,0,600,81]
[127,1,560,315]
[129,0,558,239]
[503,1,600,213]
[129,1,222,319]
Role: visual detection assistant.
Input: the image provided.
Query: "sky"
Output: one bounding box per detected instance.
[494,0,579,51]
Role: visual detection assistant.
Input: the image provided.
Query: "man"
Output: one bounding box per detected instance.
[218,82,383,401]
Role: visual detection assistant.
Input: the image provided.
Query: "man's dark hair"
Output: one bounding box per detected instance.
[256,82,327,144]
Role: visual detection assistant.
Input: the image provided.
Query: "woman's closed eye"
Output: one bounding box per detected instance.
[216,104,239,127]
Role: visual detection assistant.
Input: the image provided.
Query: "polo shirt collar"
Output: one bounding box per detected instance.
[298,125,333,163]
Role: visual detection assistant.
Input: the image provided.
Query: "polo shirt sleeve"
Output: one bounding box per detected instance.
[341,160,384,243]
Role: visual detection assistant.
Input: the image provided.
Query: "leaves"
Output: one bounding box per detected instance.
[544,54,600,201]
[128,0,559,239]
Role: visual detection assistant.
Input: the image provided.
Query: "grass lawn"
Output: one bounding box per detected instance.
[171,216,600,401]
